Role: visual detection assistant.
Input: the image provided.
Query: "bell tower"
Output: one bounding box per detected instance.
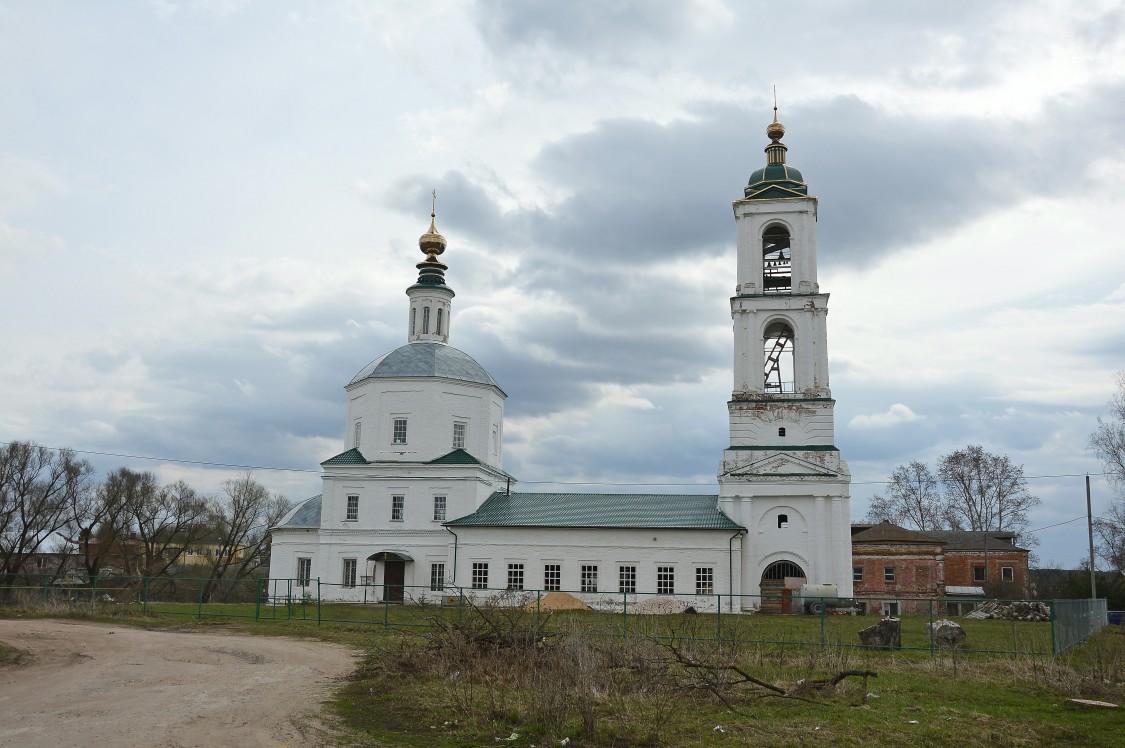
[718,107,853,605]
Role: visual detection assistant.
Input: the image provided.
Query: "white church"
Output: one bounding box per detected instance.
[270,112,854,611]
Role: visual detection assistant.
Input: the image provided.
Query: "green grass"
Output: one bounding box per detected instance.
[1,601,1121,747]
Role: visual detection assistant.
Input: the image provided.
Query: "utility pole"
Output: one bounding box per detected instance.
[1086,474,1097,599]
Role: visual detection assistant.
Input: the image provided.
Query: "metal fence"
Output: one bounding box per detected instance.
[0,574,1111,657]
[1050,597,1109,654]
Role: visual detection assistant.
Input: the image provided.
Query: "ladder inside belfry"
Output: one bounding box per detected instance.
[764,331,790,392]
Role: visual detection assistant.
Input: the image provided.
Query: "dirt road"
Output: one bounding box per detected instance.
[0,619,358,747]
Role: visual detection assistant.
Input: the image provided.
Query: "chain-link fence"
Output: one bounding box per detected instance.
[1050,597,1109,654]
[1,574,1110,656]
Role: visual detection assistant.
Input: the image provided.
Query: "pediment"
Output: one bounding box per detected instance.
[725,452,838,478]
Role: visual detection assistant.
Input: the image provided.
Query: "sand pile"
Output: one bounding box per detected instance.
[527,591,591,611]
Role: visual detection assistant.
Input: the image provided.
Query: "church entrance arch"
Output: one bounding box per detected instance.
[369,551,412,603]
[760,560,806,614]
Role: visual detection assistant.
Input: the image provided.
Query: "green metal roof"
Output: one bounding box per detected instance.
[427,448,483,465]
[321,448,368,466]
[446,492,744,530]
[744,163,808,200]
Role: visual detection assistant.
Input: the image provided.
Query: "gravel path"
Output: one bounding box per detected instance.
[0,619,358,748]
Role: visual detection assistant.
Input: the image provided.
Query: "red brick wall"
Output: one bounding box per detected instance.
[943,550,1029,598]
[851,543,944,614]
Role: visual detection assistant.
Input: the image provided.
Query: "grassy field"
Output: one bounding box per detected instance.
[1,601,1121,747]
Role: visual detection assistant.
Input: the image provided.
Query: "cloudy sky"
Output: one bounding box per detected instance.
[2,0,1124,568]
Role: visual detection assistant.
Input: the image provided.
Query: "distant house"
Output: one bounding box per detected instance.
[850,523,1031,615]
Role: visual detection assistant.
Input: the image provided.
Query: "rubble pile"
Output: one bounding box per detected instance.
[964,601,1050,622]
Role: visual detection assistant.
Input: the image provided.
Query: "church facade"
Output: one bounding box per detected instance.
[270,113,853,610]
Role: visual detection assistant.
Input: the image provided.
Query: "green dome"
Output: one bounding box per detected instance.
[744,162,807,199]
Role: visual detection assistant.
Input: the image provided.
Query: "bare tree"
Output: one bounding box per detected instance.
[865,460,948,531]
[67,467,137,578]
[1090,371,1125,572]
[0,441,94,582]
[938,444,1039,550]
[120,473,209,579]
[202,473,292,600]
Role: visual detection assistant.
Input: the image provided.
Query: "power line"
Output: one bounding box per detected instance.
[1023,516,1087,535]
[0,440,1109,488]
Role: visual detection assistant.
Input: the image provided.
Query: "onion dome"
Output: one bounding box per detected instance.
[744,105,808,200]
[414,205,449,287]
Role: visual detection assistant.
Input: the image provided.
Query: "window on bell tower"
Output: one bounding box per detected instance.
[436,308,443,335]
[763,320,795,393]
[762,224,791,294]
[422,306,430,334]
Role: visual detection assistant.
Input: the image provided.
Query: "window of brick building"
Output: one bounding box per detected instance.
[973,565,986,583]
[884,566,895,583]
[1002,566,1014,582]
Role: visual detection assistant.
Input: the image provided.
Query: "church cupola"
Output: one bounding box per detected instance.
[406,198,455,344]
[744,106,808,200]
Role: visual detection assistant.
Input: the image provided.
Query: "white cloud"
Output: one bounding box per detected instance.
[849,404,923,430]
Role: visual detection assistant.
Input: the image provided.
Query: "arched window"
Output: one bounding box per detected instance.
[422,306,430,334]
[763,320,795,393]
[761,560,804,580]
[411,308,416,336]
[762,224,791,294]
[436,308,443,335]
[354,422,361,449]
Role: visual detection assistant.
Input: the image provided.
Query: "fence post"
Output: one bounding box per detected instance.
[1049,600,1057,655]
[820,596,826,646]
[316,578,322,625]
[928,598,934,657]
[622,591,628,638]
[254,577,262,622]
[197,576,205,619]
[143,576,150,615]
[91,575,98,607]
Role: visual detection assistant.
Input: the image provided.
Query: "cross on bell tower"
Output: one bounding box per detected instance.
[718,106,853,605]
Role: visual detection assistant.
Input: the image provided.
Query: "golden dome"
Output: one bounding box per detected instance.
[418,210,446,261]
[766,106,785,143]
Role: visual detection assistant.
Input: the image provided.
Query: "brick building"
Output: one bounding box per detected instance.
[850,522,944,615]
[925,530,1030,599]
[850,523,1031,615]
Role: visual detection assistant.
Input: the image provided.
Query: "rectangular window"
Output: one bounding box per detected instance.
[452,422,466,450]
[973,565,986,582]
[297,557,311,587]
[507,563,524,590]
[342,558,357,588]
[1002,566,1014,582]
[354,421,361,448]
[544,564,561,591]
[882,601,900,617]
[618,565,637,594]
[391,495,404,521]
[433,495,447,521]
[393,418,407,444]
[430,563,445,591]
[853,565,864,583]
[695,567,714,595]
[346,494,359,521]
[884,566,896,583]
[657,566,675,595]
[472,562,489,589]
[580,565,598,593]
